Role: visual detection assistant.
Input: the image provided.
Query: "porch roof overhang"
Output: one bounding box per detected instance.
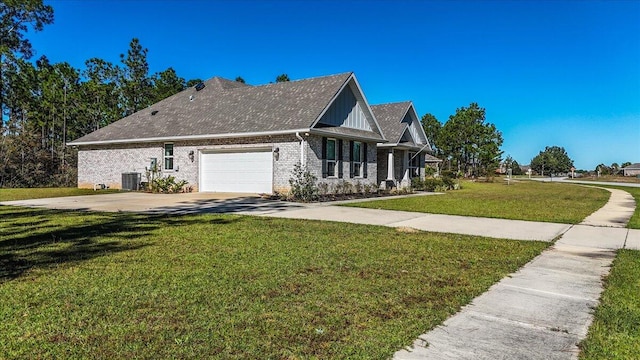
[377,142,425,151]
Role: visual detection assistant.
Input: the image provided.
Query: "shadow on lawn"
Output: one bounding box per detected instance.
[0,206,237,282]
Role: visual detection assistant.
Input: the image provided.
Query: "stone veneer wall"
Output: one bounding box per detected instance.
[77,134,300,192]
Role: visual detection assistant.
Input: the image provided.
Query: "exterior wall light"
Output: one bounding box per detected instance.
[188,150,195,162]
[273,147,280,161]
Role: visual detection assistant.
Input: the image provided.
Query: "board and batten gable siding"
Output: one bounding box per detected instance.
[318,85,372,131]
[402,112,426,145]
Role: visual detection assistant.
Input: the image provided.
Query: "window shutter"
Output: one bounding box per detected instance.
[338,139,343,178]
[363,143,368,178]
[321,137,327,178]
[349,141,355,178]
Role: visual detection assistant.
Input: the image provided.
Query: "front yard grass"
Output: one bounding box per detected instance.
[579,250,640,359]
[0,206,548,359]
[347,180,610,224]
[0,187,119,201]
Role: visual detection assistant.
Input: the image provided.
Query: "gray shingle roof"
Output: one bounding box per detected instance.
[623,163,640,170]
[370,102,412,143]
[70,72,380,144]
[207,77,251,91]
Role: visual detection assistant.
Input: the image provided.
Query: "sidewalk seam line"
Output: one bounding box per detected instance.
[500,283,598,301]
[623,228,629,249]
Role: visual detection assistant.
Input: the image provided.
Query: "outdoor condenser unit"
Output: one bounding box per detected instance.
[121,172,141,191]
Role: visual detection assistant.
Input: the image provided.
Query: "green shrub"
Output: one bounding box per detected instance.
[152,175,188,193]
[354,180,363,194]
[411,177,424,190]
[288,162,318,202]
[441,176,455,190]
[317,182,329,196]
[422,178,443,192]
[343,181,354,195]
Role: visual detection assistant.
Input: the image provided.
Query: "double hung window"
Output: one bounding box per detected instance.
[353,141,363,177]
[326,139,337,177]
[164,143,174,170]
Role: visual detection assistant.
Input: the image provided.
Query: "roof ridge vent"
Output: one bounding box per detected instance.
[195,82,205,91]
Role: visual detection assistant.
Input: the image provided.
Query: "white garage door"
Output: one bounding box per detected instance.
[200,150,273,193]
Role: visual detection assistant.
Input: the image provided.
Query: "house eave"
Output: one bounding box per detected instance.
[68,128,312,146]
[308,128,387,143]
[377,143,425,151]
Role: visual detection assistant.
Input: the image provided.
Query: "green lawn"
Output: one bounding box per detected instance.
[0,206,548,359]
[347,181,610,224]
[579,250,640,359]
[0,187,119,201]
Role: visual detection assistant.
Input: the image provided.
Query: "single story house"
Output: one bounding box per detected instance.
[622,163,640,177]
[69,72,431,194]
[371,102,431,188]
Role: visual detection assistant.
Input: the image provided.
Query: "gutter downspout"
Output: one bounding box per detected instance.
[295,132,305,167]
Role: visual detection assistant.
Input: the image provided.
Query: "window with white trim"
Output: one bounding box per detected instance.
[353,141,363,177]
[326,139,337,177]
[164,143,174,170]
[409,152,419,178]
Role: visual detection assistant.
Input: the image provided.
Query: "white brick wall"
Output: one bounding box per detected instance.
[77,134,381,193]
[78,135,299,192]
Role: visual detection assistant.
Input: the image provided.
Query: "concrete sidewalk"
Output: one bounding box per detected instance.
[394,187,637,359]
[265,206,570,241]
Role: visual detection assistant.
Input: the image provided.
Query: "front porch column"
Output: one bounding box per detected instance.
[387,149,394,180]
[402,151,410,186]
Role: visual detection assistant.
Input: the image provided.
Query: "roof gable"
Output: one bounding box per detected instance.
[317,82,371,131]
[371,102,430,149]
[311,74,383,138]
[405,107,429,145]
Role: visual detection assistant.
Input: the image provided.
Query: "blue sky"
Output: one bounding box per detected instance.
[29,0,639,170]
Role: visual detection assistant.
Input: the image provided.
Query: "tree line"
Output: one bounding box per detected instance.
[0,34,203,187]
[1,2,277,187]
[421,102,504,178]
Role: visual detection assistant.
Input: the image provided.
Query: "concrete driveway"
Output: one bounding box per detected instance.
[2,191,573,242]
[0,192,305,215]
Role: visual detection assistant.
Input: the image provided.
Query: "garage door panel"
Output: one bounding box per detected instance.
[200,151,272,193]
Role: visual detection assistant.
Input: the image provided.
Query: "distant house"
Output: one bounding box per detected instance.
[69,72,432,193]
[425,154,443,176]
[622,163,640,176]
